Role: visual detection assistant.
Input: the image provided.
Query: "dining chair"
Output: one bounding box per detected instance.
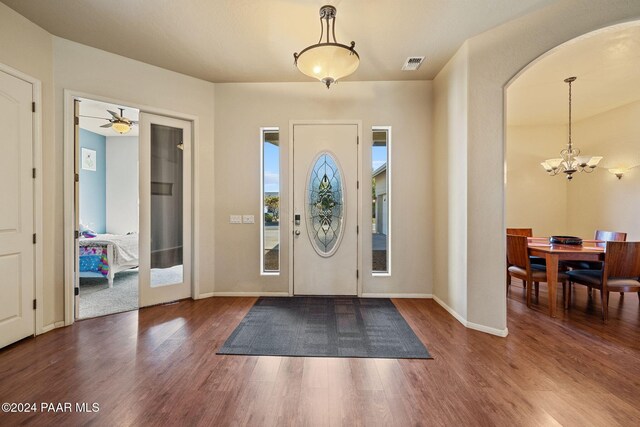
[564,230,627,270]
[567,241,640,321]
[563,230,627,299]
[506,228,544,291]
[506,228,533,237]
[506,234,568,308]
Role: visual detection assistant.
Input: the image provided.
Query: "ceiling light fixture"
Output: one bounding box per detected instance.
[99,108,137,134]
[111,121,131,134]
[293,5,359,89]
[540,77,602,180]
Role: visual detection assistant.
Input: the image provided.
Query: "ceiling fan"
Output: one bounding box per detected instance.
[80,108,138,134]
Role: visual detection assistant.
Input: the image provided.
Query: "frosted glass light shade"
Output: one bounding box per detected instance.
[587,156,603,167]
[546,158,563,169]
[296,45,360,87]
[574,155,590,166]
[540,161,553,172]
[112,121,131,134]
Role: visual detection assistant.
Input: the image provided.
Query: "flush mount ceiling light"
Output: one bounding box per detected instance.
[540,77,602,180]
[293,5,359,89]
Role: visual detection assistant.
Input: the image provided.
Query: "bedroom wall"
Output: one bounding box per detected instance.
[0,3,57,328]
[214,81,433,296]
[79,128,106,233]
[106,136,138,235]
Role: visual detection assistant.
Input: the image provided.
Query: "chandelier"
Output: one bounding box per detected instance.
[293,5,359,89]
[540,77,602,180]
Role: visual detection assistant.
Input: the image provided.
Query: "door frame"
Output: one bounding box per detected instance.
[0,62,44,335]
[288,120,363,297]
[63,90,201,325]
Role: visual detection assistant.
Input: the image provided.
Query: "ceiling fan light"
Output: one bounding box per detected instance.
[111,121,131,134]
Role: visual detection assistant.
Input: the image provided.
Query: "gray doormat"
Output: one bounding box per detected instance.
[217,297,431,359]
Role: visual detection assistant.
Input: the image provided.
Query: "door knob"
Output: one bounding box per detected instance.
[294,230,301,236]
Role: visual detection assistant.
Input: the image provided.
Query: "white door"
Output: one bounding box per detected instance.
[139,113,192,306]
[293,123,359,295]
[0,70,34,347]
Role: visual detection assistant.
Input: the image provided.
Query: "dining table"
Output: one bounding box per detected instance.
[527,237,605,317]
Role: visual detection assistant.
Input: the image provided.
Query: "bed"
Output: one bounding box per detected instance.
[79,233,139,287]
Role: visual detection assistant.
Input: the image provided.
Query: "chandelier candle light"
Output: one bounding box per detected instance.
[294,5,360,89]
[540,77,602,180]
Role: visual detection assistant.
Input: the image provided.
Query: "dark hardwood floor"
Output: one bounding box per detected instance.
[1,281,640,426]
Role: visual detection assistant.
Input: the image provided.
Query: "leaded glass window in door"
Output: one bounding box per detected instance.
[305,152,345,256]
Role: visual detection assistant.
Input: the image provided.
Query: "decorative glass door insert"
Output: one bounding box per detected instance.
[305,152,345,257]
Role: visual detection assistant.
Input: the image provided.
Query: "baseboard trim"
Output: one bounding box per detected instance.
[211,291,290,297]
[432,295,508,338]
[432,295,467,326]
[467,321,509,337]
[40,321,65,335]
[361,293,432,299]
[196,292,214,299]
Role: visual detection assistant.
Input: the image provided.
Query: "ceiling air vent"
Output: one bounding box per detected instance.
[401,56,425,71]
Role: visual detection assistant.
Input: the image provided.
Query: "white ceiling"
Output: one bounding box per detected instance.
[78,98,139,137]
[508,24,640,126]
[1,0,554,83]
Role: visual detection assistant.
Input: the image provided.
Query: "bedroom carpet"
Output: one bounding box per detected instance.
[79,266,185,319]
[79,270,139,319]
[217,297,432,359]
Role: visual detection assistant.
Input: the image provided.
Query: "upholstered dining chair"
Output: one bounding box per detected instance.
[567,241,640,321]
[506,228,544,291]
[563,230,627,270]
[507,234,569,308]
[563,230,627,299]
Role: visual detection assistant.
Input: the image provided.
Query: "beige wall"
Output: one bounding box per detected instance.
[568,101,640,240]
[507,101,640,241]
[506,125,568,237]
[506,102,640,240]
[51,39,216,321]
[433,42,469,319]
[4,0,640,336]
[433,0,640,334]
[0,3,56,327]
[214,81,433,295]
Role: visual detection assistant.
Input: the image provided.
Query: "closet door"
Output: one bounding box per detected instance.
[139,113,192,307]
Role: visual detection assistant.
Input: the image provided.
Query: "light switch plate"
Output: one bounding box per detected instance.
[243,215,255,224]
[230,215,242,224]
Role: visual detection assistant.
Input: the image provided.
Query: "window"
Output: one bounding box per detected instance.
[372,127,390,274]
[261,128,280,273]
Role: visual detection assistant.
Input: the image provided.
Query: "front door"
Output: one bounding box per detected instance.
[293,123,359,295]
[0,70,34,348]
[139,113,192,306]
